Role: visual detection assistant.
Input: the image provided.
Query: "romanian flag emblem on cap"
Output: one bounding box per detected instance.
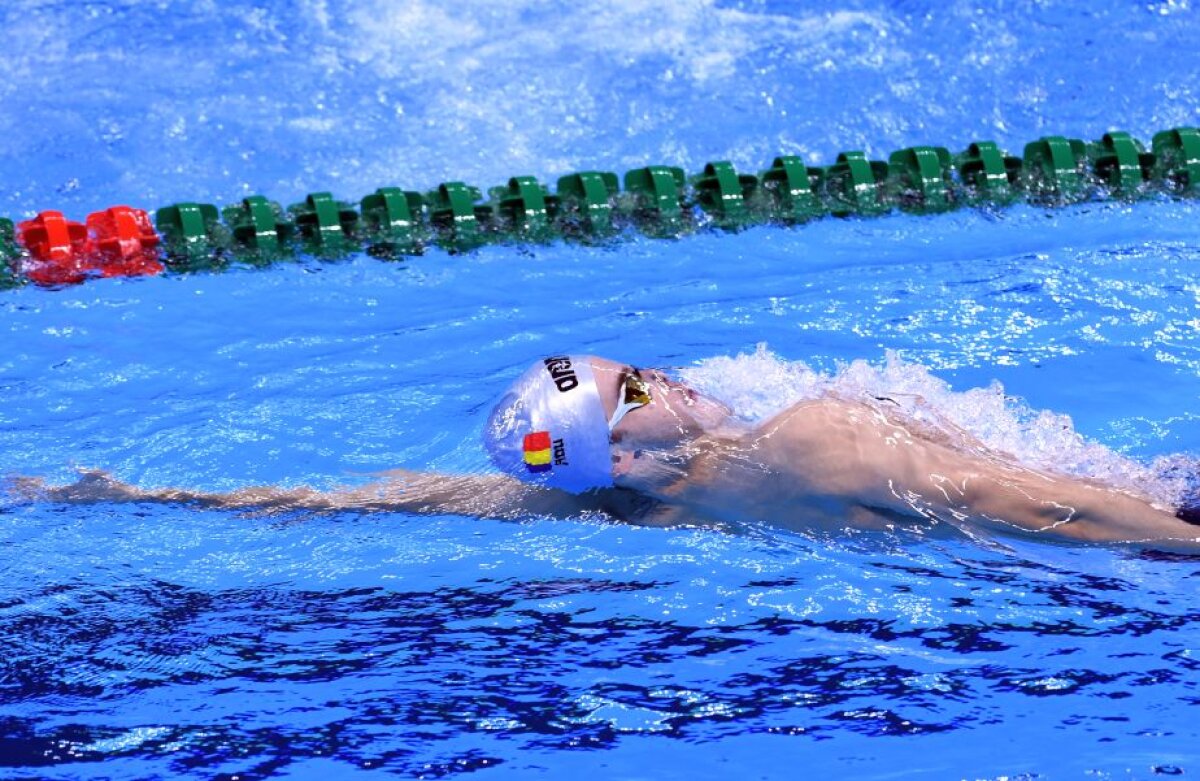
[523,431,553,473]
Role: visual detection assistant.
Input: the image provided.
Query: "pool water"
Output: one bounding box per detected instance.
[2,1,1200,779]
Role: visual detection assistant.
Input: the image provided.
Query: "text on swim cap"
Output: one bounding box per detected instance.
[543,356,579,392]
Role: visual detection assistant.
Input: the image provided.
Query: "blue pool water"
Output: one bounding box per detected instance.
[3,1,1200,779]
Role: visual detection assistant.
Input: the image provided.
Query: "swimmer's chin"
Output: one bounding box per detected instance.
[611,447,690,498]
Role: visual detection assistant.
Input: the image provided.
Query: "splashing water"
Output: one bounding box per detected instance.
[678,345,1197,509]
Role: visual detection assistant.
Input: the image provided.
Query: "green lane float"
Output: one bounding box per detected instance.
[624,165,689,236]
[758,156,825,222]
[693,161,757,227]
[1089,132,1154,196]
[2,126,1199,289]
[1023,135,1089,202]
[1152,127,1200,194]
[824,151,890,216]
[360,187,423,255]
[955,142,1022,205]
[887,146,954,213]
[155,202,224,269]
[223,195,296,259]
[426,182,491,250]
[0,218,20,288]
[556,171,619,236]
[289,192,359,253]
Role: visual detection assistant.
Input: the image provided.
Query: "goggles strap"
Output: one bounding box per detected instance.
[608,400,641,432]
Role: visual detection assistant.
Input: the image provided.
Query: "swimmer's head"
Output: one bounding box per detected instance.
[484,355,614,493]
[484,355,735,494]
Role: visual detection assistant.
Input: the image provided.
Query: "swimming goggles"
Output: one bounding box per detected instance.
[608,368,652,432]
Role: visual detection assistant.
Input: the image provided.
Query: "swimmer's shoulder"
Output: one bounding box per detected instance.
[749,396,870,454]
[757,396,868,427]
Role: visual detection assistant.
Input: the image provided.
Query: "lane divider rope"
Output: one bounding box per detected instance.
[1,127,1197,289]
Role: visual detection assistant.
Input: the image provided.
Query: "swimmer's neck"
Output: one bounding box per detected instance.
[616,431,788,525]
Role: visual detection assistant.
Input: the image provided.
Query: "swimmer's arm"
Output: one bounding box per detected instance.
[880,455,1200,547]
[9,470,599,521]
[963,475,1200,545]
[839,431,1200,546]
[314,470,599,519]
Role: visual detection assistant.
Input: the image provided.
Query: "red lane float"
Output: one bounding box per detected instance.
[15,207,163,286]
[16,210,90,286]
[86,206,164,278]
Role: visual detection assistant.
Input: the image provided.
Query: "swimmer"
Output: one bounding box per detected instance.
[11,354,1200,549]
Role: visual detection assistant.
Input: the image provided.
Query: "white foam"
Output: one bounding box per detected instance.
[334,0,890,85]
[677,345,1194,508]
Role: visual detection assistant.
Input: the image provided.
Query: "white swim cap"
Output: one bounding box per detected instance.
[484,355,613,493]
